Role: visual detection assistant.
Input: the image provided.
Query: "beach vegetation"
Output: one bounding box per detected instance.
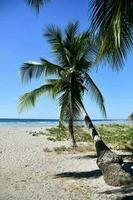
[46,124,133,151]
[53,145,95,154]
[46,127,68,141]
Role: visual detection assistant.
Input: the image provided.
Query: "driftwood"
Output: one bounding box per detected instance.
[84,115,133,186]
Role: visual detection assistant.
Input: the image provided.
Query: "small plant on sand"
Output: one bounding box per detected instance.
[29,131,46,136]
[46,127,68,141]
[54,146,67,154]
[43,147,52,152]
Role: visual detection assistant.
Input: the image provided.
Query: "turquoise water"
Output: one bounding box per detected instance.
[0,118,132,127]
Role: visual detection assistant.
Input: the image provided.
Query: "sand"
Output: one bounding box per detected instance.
[0,126,133,200]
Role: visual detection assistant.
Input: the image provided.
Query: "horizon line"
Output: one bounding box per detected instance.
[0,118,128,121]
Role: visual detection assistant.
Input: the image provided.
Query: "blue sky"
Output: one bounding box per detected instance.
[0,0,133,119]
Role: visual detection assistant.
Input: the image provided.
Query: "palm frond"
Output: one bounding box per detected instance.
[65,21,79,43]
[85,73,107,118]
[58,73,85,122]
[20,62,45,82]
[40,58,64,76]
[90,0,133,67]
[44,25,70,66]
[45,79,60,98]
[20,59,64,83]
[59,91,84,121]
[78,32,98,65]
[44,24,62,45]
[26,0,49,11]
[18,83,55,112]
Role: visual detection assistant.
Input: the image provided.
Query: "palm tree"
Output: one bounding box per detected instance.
[18,22,106,147]
[18,22,132,186]
[90,0,133,67]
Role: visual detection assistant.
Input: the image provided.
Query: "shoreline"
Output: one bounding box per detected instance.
[0,118,132,127]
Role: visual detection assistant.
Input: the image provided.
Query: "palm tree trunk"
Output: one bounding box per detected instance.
[68,119,77,147]
[84,113,133,186]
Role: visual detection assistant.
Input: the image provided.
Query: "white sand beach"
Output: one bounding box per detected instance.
[0,126,133,200]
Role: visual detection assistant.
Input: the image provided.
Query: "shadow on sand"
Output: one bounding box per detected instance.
[101,185,133,195]
[100,184,133,200]
[73,154,97,160]
[73,153,132,161]
[55,169,102,179]
[119,196,133,200]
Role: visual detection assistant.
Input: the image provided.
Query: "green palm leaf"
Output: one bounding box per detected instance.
[40,58,64,75]
[18,83,55,112]
[44,25,69,66]
[84,73,107,117]
[21,62,44,82]
[26,0,49,11]
[65,21,79,43]
[20,59,64,82]
[91,0,133,67]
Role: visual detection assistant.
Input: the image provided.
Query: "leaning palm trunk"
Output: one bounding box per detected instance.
[84,114,133,186]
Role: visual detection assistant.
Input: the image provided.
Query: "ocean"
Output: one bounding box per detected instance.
[0,118,132,127]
